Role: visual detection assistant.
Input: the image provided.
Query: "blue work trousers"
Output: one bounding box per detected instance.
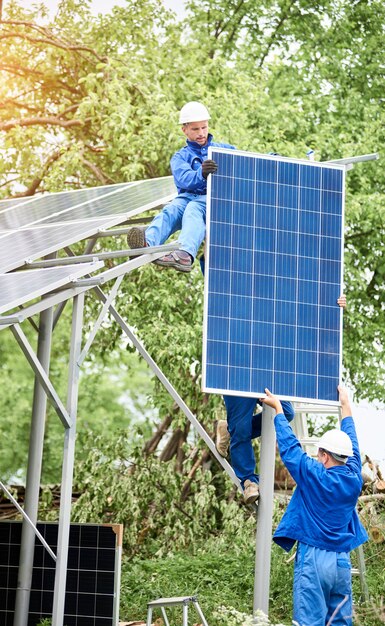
[293,542,353,626]
[145,192,206,259]
[223,395,294,487]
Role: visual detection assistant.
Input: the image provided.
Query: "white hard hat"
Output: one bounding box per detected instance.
[318,429,353,458]
[179,101,211,124]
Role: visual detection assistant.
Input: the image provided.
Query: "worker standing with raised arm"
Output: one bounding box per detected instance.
[126,101,235,272]
[262,385,368,626]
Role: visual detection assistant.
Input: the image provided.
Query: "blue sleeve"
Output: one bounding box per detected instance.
[341,417,363,479]
[274,412,319,485]
[281,400,295,423]
[170,151,206,193]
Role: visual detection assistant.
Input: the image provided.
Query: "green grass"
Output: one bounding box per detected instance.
[119,537,385,625]
[119,540,293,625]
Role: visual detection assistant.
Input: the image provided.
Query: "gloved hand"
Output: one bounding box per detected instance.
[202,159,218,179]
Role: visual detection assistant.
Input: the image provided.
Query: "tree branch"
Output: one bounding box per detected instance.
[11,149,63,197]
[0,29,107,62]
[143,414,173,456]
[0,64,80,94]
[79,155,115,184]
[0,116,88,131]
[181,449,211,501]
[214,0,246,40]
[258,0,298,69]
[0,99,40,114]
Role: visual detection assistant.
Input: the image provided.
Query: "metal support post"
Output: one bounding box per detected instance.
[253,404,276,616]
[52,293,84,626]
[356,544,370,603]
[13,305,54,626]
[182,603,188,626]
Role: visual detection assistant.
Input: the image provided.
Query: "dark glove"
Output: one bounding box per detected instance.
[202,159,218,179]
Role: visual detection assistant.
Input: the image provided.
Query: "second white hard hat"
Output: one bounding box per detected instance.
[318,429,353,457]
[179,101,211,124]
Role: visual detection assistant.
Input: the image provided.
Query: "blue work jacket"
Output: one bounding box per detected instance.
[273,415,368,553]
[170,133,235,194]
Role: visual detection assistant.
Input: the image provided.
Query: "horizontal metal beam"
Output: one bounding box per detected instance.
[24,243,179,268]
[47,248,179,293]
[94,215,158,237]
[0,314,23,325]
[0,247,176,329]
[0,286,90,330]
[10,324,73,428]
[327,152,379,165]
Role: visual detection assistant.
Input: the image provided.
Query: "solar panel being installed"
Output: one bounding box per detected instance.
[0,177,176,273]
[203,149,345,404]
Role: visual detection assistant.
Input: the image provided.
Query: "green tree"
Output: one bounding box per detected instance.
[1,0,385,488]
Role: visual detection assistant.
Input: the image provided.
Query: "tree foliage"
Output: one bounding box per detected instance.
[1,0,385,485]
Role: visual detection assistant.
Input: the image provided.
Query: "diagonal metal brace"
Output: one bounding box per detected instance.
[92,288,241,492]
[0,481,57,562]
[77,275,124,366]
[10,324,73,428]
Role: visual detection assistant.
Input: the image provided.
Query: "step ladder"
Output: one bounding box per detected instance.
[292,401,370,603]
[146,595,209,626]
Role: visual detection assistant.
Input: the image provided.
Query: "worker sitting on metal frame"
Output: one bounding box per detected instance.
[261,385,368,626]
[215,295,347,505]
[126,101,235,272]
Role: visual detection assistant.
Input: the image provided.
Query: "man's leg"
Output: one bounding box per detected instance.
[327,553,353,626]
[151,194,206,271]
[145,196,188,246]
[293,543,344,626]
[127,196,188,249]
[251,400,294,439]
[223,395,258,486]
[178,195,206,259]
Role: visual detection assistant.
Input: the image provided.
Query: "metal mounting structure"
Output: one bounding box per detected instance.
[0,178,243,626]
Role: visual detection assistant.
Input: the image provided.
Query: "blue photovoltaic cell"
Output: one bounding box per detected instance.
[0,177,176,274]
[203,149,345,404]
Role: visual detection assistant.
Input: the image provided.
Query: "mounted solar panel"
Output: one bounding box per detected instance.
[0,196,37,212]
[0,262,103,315]
[0,177,176,273]
[202,149,345,404]
[0,183,130,227]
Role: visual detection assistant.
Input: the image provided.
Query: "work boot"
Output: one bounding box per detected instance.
[154,250,193,273]
[127,226,147,249]
[215,420,230,457]
[243,480,259,504]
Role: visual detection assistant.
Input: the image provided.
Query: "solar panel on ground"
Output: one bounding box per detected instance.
[203,149,345,404]
[0,521,121,626]
[0,262,103,315]
[0,177,176,273]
